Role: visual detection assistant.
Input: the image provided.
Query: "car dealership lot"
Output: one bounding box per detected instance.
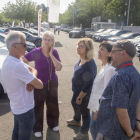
[0,29,140,140]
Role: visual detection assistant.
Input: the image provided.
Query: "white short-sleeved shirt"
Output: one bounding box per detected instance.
[88,63,115,112]
[1,56,35,115]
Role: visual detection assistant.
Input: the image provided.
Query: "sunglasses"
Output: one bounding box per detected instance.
[111,50,123,53]
[76,44,84,49]
[43,38,53,43]
[14,43,27,48]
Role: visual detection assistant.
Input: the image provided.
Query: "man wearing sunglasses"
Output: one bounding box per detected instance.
[1,31,43,140]
[96,40,140,140]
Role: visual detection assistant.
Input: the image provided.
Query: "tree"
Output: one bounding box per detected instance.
[2,0,47,27]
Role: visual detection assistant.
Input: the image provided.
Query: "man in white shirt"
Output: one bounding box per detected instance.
[1,31,43,140]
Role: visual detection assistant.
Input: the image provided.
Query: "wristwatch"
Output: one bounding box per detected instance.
[78,97,82,101]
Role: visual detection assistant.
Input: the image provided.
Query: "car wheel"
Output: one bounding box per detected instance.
[35,40,42,47]
[0,83,4,96]
[69,34,72,38]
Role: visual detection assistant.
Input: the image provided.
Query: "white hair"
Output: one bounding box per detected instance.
[42,31,55,42]
[5,31,26,50]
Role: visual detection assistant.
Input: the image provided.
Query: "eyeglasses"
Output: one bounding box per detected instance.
[43,38,53,43]
[111,50,123,53]
[76,44,84,49]
[14,43,27,48]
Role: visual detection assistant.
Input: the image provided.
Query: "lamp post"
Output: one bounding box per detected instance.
[127,0,130,26]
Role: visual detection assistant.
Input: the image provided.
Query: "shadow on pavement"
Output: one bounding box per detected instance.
[0,93,11,116]
[54,42,63,47]
[46,127,60,140]
[67,125,89,140]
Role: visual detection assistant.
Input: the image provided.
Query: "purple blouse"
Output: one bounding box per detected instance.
[24,47,61,85]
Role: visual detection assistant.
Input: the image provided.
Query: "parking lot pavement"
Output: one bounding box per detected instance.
[0,29,140,140]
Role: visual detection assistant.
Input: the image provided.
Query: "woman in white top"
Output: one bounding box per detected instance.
[87,41,115,140]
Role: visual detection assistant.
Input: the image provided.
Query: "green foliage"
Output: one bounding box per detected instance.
[1,0,47,26]
[59,0,140,27]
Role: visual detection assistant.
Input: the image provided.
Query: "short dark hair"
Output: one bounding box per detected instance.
[99,41,113,63]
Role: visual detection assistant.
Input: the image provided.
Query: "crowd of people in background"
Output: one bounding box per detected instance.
[1,30,140,140]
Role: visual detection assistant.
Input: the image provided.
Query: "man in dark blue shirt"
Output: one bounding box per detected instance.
[96,40,140,140]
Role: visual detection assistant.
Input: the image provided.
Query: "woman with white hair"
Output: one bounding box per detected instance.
[67,38,97,140]
[22,31,62,137]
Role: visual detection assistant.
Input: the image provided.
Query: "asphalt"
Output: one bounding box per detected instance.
[0,29,140,140]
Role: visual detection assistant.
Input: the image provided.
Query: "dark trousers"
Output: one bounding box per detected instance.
[33,81,59,132]
[71,93,90,134]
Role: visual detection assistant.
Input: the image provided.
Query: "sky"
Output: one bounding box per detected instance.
[0,0,75,14]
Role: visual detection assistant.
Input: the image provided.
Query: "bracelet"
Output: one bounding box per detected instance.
[128,131,135,139]
[136,119,140,123]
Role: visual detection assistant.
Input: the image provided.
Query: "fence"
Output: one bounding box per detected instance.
[116,26,140,33]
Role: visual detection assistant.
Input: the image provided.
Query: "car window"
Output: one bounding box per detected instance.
[120,33,133,37]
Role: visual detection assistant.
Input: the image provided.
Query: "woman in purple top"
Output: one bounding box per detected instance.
[22,31,62,137]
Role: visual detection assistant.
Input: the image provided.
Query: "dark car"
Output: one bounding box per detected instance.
[3,27,38,36]
[32,27,47,32]
[69,28,85,38]
[22,31,42,47]
[98,30,131,42]
[108,32,140,42]
[0,33,36,52]
[68,26,74,32]
[87,29,106,38]
[92,29,116,41]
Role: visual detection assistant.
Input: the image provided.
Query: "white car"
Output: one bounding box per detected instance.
[0,41,8,95]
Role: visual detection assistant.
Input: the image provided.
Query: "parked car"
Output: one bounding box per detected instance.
[63,28,69,32]
[0,33,36,52]
[22,31,42,47]
[68,26,74,32]
[98,30,131,42]
[3,27,38,36]
[84,28,94,36]
[32,27,48,32]
[92,29,116,41]
[69,28,85,38]
[0,41,8,95]
[108,32,140,42]
[87,29,105,38]
[128,35,140,46]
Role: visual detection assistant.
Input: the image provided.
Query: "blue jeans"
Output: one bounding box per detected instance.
[71,93,90,134]
[90,111,98,140]
[12,108,35,140]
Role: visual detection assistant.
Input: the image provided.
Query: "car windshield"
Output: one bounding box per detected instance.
[109,30,119,35]
[120,33,133,37]
[29,29,38,33]
[96,29,104,33]
[134,36,140,39]
[23,31,33,37]
[102,29,113,34]
[73,28,81,31]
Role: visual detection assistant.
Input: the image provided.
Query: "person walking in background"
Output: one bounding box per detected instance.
[96,40,140,140]
[58,26,60,35]
[54,27,56,35]
[87,41,115,140]
[1,31,43,140]
[22,31,62,137]
[67,38,97,140]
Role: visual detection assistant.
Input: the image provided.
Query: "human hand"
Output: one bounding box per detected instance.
[49,45,54,56]
[93,111,98,121]
[26,84,34,92]
[76,98,82,105]
[136,121,140,132]
[130,131,140,140]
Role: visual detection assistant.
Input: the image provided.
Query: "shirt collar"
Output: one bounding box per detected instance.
[8,55,22,62]
[115,61,133,71]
